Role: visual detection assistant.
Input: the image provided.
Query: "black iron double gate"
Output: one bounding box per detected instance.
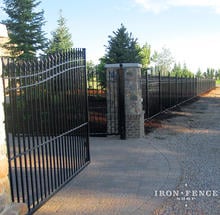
[2,49,90,214]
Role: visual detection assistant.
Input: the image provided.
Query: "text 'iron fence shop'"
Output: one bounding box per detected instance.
[142,67,216,120]
[2,48,90,214]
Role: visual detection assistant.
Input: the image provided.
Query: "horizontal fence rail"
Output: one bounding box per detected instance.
[2,48,90,214]
[142,68,216,120]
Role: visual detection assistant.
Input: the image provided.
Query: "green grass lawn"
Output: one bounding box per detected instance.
[216,80,220,85]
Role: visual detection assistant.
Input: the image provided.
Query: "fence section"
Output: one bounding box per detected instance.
[87,67,122,136]
[142,68,216,120]
[87,68,107,136]
[2,49,90,214]
[88,67,216,135]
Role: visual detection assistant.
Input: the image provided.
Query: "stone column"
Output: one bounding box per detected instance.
[105,63,145,139]
[0,60,27,215]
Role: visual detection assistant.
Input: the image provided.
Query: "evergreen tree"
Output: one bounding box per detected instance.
[210,68,215,79]
[206,68,210,78]
[196,68,202,78]
[46,11,73,54]
[203,71,207,78]
[217,69,220,80]
[215,69,220,80]
[138,42,151,68]
[2,0,47,59]
[171,62,182,77]
[171,62,193,77]
[104,24,141,64]
[182,63,193,77]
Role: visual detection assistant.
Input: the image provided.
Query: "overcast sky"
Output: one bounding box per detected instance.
[1,0,220,72]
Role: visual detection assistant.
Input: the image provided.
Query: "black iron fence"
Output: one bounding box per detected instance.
[2,49,90,214]
[87,67,216,135]
[142,68,216,119]
[87,68,107,136]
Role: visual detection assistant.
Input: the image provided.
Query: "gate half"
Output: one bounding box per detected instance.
[1,49,90,214]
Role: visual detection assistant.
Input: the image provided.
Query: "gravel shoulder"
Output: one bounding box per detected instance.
[149,87,220,215]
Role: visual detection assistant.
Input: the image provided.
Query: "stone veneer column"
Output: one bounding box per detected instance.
[105,63,145,138]
[0,61,27,215]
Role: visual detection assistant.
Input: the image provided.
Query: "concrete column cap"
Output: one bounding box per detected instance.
[105,63,142,68]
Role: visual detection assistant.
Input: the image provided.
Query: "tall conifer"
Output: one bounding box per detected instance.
[2,0,47,59]
[105,24,141,64]
[46,11,73,54]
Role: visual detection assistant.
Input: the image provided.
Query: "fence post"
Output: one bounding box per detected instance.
[123,63,144,138]
[196,76,198,96]
[0,59,28,214]
[158,68,162,111]
[186,76,189,99]
[175,74,178,104]
[192,76,194,97]
[118,64,126,139]
[105,63,144,139]
[181,76,183,101]
[168,72,171,107]
[145,69,150,118]
[83,49,90,162]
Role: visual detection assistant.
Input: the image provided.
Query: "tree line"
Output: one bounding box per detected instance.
[196,68,220,80]
[1,0,72,60]
[1,0,219,80]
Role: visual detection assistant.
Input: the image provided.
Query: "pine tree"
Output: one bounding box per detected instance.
[138,43,151,68]
[104,24,141,64]
[196,68,202,78]
[2,0,47,60]
[171,62,182,77]
[46,11,73,54]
